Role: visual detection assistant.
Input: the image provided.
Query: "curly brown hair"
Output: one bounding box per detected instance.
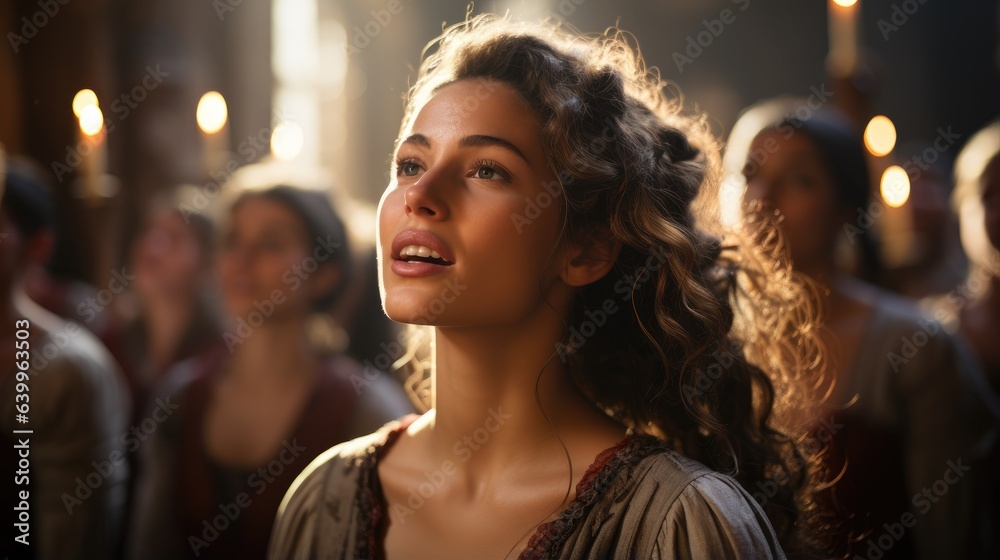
[395,13,834,557]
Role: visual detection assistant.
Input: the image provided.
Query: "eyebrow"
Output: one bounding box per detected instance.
[400,133,532,165]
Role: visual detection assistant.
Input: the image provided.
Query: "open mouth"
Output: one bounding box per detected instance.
[397,244,454,266]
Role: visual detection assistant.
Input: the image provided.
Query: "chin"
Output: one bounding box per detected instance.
[222,295,264,319]
[382,296,444,326]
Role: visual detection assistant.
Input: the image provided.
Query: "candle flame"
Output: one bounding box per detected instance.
[197,92,228,134]
[73,89,99,118]
[79,105,104,136]
[864,115,897,157]
[271,121,304,161]
[880,165,910,208]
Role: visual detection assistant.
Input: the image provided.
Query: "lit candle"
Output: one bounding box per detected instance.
[864,115,897,157]
[197,91,229,177]
[828,0,859,77]
[271,121,304,162]
[76,93,106,201]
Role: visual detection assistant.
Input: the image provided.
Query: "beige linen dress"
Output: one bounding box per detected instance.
[268,416,785,559]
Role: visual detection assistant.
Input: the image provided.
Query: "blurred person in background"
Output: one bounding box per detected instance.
[101,186,223,555]
[735,107,997,559]
[128,177,413,560]
[954,120,1000,396]
[884,145,967,301]
[954,122,1000,558]
[105,186,222,413]
[0,158,130,560]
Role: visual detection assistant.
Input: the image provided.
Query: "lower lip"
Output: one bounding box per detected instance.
[391,260,452,277]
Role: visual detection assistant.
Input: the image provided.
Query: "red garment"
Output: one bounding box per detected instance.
[171,351,359,560]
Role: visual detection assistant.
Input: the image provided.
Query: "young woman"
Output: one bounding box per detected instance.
[955,124,1000,558]
[956,122,1000,395]
[271,16,829,559]
[109,188,221,409]
[128,182,413,560]
[736,109,998,558]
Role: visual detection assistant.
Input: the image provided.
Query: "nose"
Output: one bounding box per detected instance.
[222,239,255,270]
[403,173,449,220]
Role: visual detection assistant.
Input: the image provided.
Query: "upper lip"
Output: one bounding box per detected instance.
[391,229,455,264]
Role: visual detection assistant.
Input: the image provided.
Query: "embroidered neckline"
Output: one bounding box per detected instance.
[516,433,668,558]
[357,414,418,559]
[355,417,669,559]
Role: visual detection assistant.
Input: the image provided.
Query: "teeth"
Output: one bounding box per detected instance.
[400,245,444,260]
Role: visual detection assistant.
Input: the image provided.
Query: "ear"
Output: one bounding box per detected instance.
[559,231,621,287]
[308,264,341,309]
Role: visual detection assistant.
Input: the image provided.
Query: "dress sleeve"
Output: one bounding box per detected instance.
[268,452,330,559]
[269,418,426,559]
[269,445,367,560]
[655,473,786,560]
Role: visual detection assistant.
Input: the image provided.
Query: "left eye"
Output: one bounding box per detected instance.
[475,166,497,180]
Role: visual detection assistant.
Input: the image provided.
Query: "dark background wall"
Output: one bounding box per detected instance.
[1,0,998,281]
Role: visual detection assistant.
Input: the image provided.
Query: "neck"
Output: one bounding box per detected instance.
[226,313,316,386]
[425,307,614,471]
[142,293,198,368]
[142,290,196,322]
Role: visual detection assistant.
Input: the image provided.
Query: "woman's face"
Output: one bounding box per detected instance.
[377,79,569,327]
[217,197,320,320]
[131,208,206,299]
[742,129,845,271]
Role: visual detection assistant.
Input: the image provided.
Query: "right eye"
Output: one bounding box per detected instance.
[396,159,421,177]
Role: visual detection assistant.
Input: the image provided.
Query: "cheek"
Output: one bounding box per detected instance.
[376,189,401,285]
[778,190,837,234]
[469,198,552,264]
[262,254,301,286]
[459,195,562,309]
[770,191,843,263]
[215,254,235,286]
